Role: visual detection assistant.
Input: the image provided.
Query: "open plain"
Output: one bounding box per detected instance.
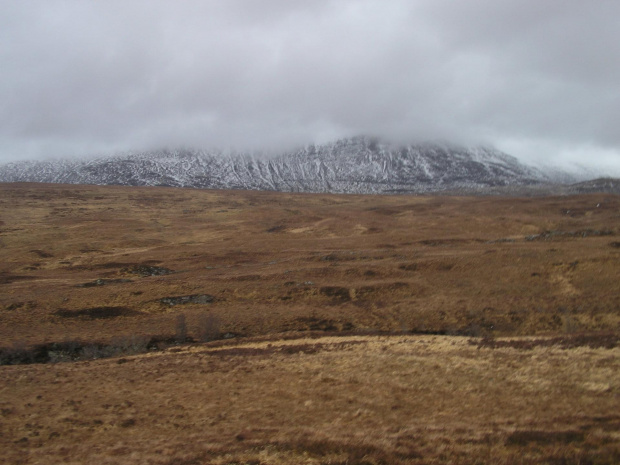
[1,183,619,464]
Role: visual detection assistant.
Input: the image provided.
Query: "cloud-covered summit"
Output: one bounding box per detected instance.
[1,1,619,175]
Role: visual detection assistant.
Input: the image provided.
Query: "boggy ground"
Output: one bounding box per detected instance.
[1,183,619,346]
[0,183,619,463]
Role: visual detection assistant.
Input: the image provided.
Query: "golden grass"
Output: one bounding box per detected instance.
[1,335,619,464]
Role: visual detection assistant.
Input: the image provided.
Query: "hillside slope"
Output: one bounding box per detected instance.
[0,137,549,193]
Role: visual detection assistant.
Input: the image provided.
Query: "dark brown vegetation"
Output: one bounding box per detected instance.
[0,183,619,463]
[475,331,619,350]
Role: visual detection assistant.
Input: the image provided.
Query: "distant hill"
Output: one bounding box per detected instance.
[564,178,620,195]
[0,136,578,194]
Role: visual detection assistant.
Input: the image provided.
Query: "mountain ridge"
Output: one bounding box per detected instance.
[0,136,582,194]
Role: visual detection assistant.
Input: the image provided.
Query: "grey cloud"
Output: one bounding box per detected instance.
[0,0,619,174]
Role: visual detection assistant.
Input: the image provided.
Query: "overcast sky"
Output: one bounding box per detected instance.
[1,0,619,174]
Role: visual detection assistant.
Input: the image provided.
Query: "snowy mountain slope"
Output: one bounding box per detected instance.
[0,137,551,194]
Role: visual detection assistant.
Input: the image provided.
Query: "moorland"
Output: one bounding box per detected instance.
[0,183,619,464]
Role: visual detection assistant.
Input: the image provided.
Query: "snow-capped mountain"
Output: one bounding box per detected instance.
[0,137,552,194]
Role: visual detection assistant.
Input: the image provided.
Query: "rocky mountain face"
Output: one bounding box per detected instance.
[0,137,556,194]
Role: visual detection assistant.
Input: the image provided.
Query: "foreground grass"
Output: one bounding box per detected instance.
[1,334,618,464]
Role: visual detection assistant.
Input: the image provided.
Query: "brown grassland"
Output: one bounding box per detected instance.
[0,182,619,464]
